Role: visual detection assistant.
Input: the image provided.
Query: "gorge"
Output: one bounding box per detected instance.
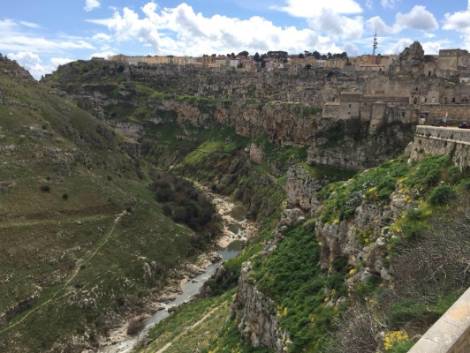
[1,40,470,353]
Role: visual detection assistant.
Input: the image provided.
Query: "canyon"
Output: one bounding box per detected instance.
[1,40,470,353]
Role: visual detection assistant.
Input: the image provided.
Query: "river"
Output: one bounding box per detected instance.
[97,187,256,353]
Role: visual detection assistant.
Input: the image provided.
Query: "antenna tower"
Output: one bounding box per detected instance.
[372,32,378,56]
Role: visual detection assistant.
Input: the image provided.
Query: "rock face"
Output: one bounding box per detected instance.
[249,143,264,164]
[316,190,410,287]
[233,262,291,353]
[43,59,417,170]
[285,164,324,212]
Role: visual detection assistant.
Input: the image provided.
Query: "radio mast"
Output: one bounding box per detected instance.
[372,32,378,56]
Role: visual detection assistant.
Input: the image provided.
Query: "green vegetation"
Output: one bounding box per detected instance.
[150,172,219,238]
[428,184,456,205]
[387,293,460,329]
[253,221,347,352]
[0,58,217,353]
[140,291,235,353]
[319,158,409,223]
[386,340,414,353]
[203,320,270,353]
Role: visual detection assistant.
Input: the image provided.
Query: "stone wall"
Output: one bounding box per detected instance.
[421,104,470,124]
[408,125,470,170]
[408,288,470,353]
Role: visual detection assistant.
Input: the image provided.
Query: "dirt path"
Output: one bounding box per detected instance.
[0,213,111,229]
[153,304,223,353]
[0,210,127,334]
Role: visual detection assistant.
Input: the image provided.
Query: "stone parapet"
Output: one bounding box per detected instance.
[409,125,470,169]
[408,287,470,353]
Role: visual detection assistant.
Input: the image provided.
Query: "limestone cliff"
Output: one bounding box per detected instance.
[43,59,416,170]
[233,262,291,353]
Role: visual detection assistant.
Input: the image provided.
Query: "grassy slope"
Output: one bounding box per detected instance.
[0,61,208,353]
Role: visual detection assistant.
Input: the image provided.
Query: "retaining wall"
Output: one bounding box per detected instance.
[408,125,470,169]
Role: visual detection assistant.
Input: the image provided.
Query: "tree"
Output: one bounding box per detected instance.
[312,51,321,59]
[253,52,261,62]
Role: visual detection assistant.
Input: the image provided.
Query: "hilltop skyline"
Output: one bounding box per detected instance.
[3,1,470,78]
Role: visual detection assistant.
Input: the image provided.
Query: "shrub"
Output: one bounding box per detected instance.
[254,222,347,351]
[387,340,414,353]
[40,185,51,192]
[150,172,217,231]
[460,178,470,191]
[328,305,381,353]
[428,184,456,206]
[403,155,450,192]
[383,331,410,352]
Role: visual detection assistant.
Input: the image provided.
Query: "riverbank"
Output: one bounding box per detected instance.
[94,188,257,353]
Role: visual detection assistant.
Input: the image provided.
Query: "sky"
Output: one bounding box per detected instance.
[3,0,470,78]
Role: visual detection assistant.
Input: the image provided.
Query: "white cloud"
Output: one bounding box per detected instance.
[7,51,50,79]
[0,35,93,52]
[367,16,394,35]
[0,19,94,53]
[395,5,438,31]
[85,0,101,12]
[88,2,347,55]
[50,57,74,67]
[422,40,449,54]
[387,37,413,54]
[92,32,111,41]
[380,0,398,9]
[367,5,438,36]
[19,20,40,29]
[274,0,362,18]
[90,50,116,59]
[308,10,364,41]
[443,5,470,49]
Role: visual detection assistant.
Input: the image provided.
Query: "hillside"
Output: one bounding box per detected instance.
[0,56,220,353]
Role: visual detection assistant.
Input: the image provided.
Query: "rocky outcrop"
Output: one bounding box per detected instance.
[285,164,324,212]
[308,117,415,169]
[233,262,291,353]
[316,190,410,287]
[249,143,264,164]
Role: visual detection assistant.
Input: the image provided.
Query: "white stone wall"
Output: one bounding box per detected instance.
[408,288,470,353]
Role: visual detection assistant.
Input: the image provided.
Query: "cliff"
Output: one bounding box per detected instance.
[42,59,415,170]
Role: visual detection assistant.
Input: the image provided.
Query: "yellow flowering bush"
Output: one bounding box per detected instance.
[384,330,409,351]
